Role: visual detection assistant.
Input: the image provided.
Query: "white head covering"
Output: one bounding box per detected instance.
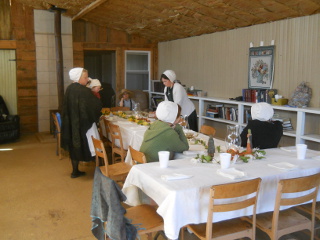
[156,101,178,124]
[251,102,274,121]
[69,67,83,82]
[163,70,176,82]
[89,79,101,88]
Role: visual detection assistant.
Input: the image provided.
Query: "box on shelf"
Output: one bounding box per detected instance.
[272,98,288,105]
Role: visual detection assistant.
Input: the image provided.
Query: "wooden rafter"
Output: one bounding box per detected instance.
[72,0,108,21]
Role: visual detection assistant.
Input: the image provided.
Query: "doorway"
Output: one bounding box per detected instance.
[84,50,116,107]
[0,50,17,114]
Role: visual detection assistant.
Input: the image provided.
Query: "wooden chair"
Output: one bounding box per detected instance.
[244,173,320,240]
[91,136,131,184]
[125,204,164,240]
[102,118,112,148]
[110,106,130,112]
[200,125,216,136]
[108,122,128,163]
[183,178,261,240]
[129,146,147,164]
[51,112,62,159]
[92,168,164,240]
[295,202,320,239]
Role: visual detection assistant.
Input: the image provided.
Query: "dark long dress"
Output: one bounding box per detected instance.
[240,120,283,149]
[61,83,102,162]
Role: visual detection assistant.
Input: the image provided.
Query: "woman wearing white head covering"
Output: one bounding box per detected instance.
[140,101,189,162]
[161,70,198,132]
[240,102,283,149]
[61,68,102,178]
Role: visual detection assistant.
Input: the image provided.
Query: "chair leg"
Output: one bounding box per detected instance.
[153,230,167,240]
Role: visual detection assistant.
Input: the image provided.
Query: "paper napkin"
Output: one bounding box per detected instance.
[216,168,247,179]
[161,173,193,181]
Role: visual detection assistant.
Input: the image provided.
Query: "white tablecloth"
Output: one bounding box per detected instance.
[99,116,148,160]
[122,148,320,239]
[100,116,223,164]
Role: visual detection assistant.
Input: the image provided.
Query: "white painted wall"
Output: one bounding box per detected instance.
[34,10,73,132]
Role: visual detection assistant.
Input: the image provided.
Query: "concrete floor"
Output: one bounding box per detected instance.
[0,133,316,240]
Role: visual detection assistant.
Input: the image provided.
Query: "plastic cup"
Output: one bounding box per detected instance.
[158,151,170,168]
[296,144,307,160]
[220,153,231,169]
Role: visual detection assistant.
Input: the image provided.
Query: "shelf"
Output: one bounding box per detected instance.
[202,116,237,125]
[283,130,296,137]
[301,134,320,143]
[149,90,320,147]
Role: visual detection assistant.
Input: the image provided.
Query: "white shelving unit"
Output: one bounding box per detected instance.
[150,91,320,146]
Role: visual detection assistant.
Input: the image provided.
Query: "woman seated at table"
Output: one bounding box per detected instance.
[240,102,283,149]
[140,101,189,162]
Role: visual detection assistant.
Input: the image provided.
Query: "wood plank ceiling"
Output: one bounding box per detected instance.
[15,0,320,42]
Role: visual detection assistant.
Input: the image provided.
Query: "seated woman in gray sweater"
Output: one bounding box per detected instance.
[140,101,189,162]
[240,102,283,149]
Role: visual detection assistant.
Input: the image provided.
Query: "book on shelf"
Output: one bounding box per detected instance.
[206,104,223,118]
[242,89,277,103]
[271,116,294,131]
[244,109,252,124]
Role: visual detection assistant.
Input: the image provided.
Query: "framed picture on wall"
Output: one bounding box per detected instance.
[248,46,275,89]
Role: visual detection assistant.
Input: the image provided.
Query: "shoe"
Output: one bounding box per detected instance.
[71,171,86,178]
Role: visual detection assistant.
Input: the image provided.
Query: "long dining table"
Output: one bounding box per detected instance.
[99,115,149,162]
[122,146,320,239]
[99,115,212,163]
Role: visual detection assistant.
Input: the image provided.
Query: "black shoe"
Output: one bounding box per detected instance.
[71,171,86,178]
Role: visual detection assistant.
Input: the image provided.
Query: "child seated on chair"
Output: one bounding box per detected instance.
[118,89,136,110]
[140,101,189,162]
[240,102,283,149]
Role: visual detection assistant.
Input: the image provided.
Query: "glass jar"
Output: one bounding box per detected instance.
[225,125,242,157]
[133,102,141,118]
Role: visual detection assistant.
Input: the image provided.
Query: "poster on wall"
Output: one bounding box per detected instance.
[248,46,275,89]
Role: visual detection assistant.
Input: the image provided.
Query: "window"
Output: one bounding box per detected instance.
[125,51,150,90]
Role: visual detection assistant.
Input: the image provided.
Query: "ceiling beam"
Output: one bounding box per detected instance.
[72,0,108,21]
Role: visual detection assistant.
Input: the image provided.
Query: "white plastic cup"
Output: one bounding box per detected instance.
[220,153,231,169]
[296,144,307,160]
[158,151,170,168]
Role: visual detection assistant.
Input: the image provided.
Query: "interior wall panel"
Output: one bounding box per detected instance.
[159,13,320,108]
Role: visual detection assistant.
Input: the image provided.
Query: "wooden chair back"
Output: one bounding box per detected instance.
[200,125,216,136]
[206,178,261,239]
[271,173,320,239]
[51,112,62,159]
[109,122,127,163]
[102,118,112,147]
[111,106,130,112]
[91,136,109,176]
[129,146,147,164]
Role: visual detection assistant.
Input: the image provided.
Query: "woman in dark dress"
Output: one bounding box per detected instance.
[61,68,102,178]
[240,102,283,149]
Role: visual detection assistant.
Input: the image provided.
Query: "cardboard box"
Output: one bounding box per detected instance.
[271,98,288,105]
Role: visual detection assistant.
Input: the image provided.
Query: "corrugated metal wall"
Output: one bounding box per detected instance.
[0,50,17,114]
[158,13,320,108]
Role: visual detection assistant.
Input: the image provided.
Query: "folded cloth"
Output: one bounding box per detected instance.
[268,162,299,171]
[183,150,206,156]
[161,173,193,181]
[216,168,247,179]
[280,146,297,152]
[189,145,206,151]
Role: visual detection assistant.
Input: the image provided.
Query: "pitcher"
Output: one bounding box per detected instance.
[225,125,241,156]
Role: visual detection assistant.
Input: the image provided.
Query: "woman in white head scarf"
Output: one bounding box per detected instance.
[140,101,189,162]
[161,70,198,132]
[61,68,102,178]
[240,102,283,149]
